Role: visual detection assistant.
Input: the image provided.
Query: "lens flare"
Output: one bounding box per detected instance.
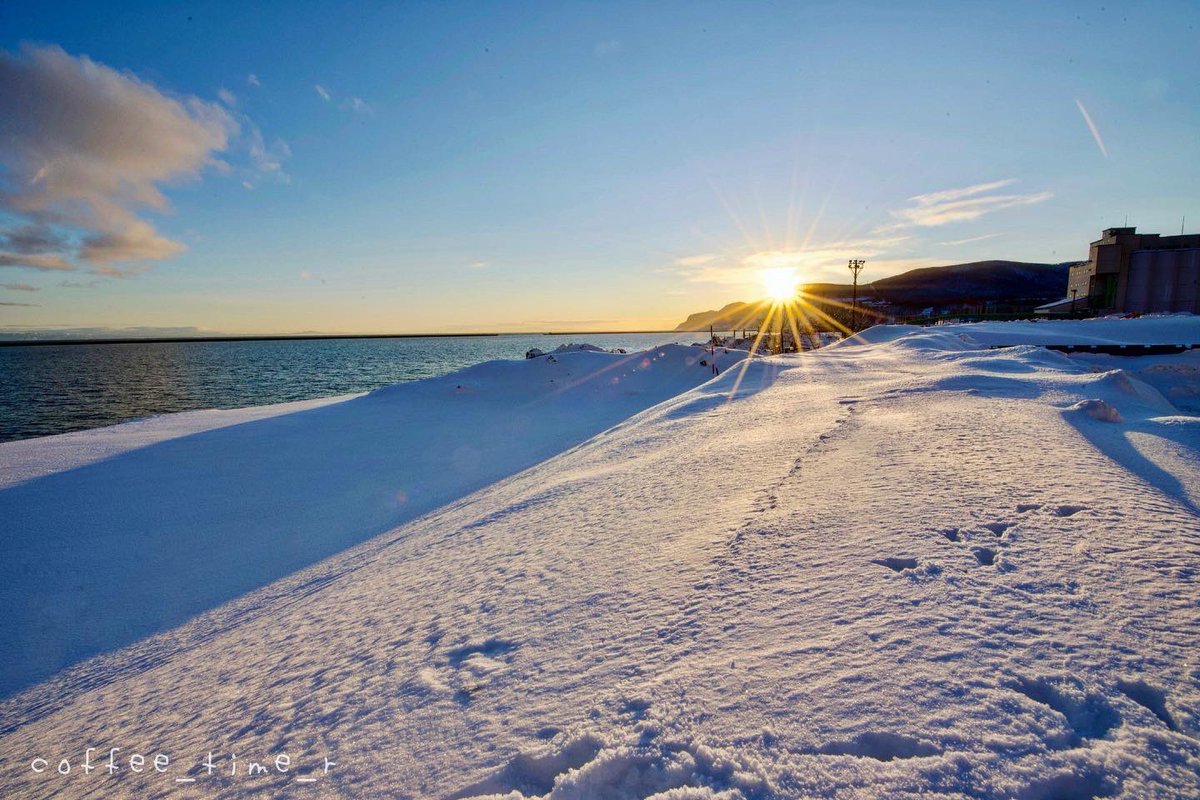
[760,268,800,301]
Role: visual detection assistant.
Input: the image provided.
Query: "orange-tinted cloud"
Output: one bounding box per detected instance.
[0,45,234,268]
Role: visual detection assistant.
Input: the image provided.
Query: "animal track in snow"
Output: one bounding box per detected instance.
[728,408,858,550]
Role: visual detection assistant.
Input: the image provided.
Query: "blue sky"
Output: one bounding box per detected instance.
[1,1,1197,333]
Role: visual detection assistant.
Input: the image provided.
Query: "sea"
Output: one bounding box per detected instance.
[0,333,703,443]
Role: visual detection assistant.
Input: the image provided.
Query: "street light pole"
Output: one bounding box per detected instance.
[1070,288,1078,318]
[848,259,865,331]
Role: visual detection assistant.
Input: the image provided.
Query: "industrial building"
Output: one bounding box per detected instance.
[1066,227,1200,313]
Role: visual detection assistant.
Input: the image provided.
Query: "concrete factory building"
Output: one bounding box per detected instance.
[1067,227,1200,313]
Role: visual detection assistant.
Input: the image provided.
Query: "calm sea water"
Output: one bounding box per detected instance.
[0,333,700,443]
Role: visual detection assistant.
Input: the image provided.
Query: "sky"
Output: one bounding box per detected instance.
[0,1,1198,335]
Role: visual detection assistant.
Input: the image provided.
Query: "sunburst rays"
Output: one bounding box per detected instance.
[721,287,886,402]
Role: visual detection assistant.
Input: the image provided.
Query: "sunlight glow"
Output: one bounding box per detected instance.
[760,268,800,301]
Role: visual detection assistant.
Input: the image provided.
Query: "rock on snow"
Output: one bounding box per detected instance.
[1,318,1199,799]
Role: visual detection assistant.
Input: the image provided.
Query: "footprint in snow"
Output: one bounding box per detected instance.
[871,557,918,573]
[815,731,942,761]
[972,547,997,566]
[982,521,1013,536]
[416,638,520,705]
[1115,679,1178,732]
[1054,504,1088,517]
[1005,674,1120,748]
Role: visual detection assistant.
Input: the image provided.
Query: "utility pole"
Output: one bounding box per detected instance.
[1070,288,1078,318]
[848,259,865,331]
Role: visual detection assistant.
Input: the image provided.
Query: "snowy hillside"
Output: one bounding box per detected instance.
[2,318,1199,798]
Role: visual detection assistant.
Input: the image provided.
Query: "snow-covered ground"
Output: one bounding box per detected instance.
[0,344,754,698]
[841,315,1200,348]
[2,318,1199,798]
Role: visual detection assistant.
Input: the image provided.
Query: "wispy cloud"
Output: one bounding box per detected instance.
[1075,98,1108,158]
[890,180,1052,228]
[247,73,261,87]
[89,263,153,279]
[939,232,1003,246]
[0,324,211,338]
[0,252,74,271]
[243,124,291,187]
[0,301,38,307]
[674,254,719,267]
[674,235,914,286]
[344,96,373,115]
[314,83,373,116]
[217,87,237,106]
[2,283,39,291]
[0,44,237,271]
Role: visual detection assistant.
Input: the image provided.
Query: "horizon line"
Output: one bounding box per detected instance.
[0,330,701,347]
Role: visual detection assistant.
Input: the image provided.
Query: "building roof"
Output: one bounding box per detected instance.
[1034,297,1080,313]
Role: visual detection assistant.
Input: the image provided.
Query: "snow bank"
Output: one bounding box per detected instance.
[525,343,623,360]
[923,313,1200,347]
[0,344,751,697]
[1,319,1198,799]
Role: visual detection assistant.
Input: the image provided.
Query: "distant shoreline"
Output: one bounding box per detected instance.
[0,331,687,347]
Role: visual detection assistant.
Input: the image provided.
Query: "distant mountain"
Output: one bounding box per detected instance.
[675,260,1072,331]
[675,301,770,333]
[804,260,1071,306]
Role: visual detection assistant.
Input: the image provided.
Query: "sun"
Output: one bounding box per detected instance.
[760,268,800,302]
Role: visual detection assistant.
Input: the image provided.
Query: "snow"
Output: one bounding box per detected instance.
[526,344,624,360]
[0,394,359,490]
[1069,398,1124,423]
[838,314,1200,348]
[0,344,753,697]
[2,319,1199,799]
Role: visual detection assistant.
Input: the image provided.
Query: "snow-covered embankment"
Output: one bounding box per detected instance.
[0,343,756,698]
